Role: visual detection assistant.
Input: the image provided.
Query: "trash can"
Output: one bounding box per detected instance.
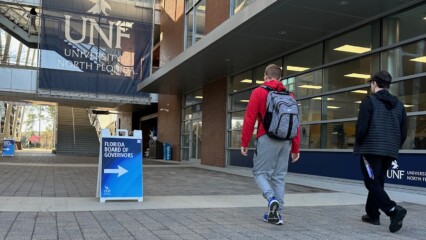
[163,143,172,160]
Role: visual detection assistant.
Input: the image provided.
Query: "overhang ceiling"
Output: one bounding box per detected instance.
[138,0,423,95]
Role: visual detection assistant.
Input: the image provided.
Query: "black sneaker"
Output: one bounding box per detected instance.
[361,215,380,225]
[389,205,407,233]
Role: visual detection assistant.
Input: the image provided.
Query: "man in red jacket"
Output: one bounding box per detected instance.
[241,64,300,225]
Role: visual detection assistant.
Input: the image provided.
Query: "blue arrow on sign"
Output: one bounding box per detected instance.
[104,165,128,177]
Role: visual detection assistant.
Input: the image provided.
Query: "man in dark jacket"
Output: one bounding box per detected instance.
[354,70,408,233]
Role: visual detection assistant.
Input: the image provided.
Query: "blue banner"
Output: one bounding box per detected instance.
[230,149,426,188]
[2,139,15,157]
[39,0,153,97]
[288,152,426,188]
[100,137,142,201]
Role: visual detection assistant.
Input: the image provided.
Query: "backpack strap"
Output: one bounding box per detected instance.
[257,85,273,124]
[258,85,281,124]
[260,84,290,94]
[260,85,274,92]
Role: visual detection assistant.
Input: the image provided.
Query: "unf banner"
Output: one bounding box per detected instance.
[39,0,153,96]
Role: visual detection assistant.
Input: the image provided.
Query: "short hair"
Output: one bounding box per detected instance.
[264,64,282,80]
[371,71,392,89]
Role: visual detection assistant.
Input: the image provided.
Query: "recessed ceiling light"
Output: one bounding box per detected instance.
[256,80,264,84]
[423,16,426,20]
[313,97,334,100]
[409,56,426,63]
[344,73,371,79]
[195,96,203,99]
[287,66,310,72]
[299,85,322,89]
[240,79,252,83]
[404,104,414,108]
[327,106,340,109]
[351,90,368,94]
[354,101,362,104]
[240,100,249,103]
[334,45,371,54]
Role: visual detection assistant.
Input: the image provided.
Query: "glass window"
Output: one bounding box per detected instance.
[324,54,379,92]
[301,122,356,149]
[184,89,203,106]
[299,98,321,122]
[390,77,426,113]
[404,115,426,149]
[231,90,251,111]
[383,3,426,46]
[232,0,257,15]
[230,111,245,130]
[281,77,295,92]
[185,0,195,11]
[229,130,256,148]
[0,102,6,134]
[294,69,323,98]
[185,0,206,48]
[0,29,38,67]
[183,104,202,120]
[300,124,321,148]
[283,44,323,77]
[186,9,194,48]
[382,40,426,79]
[231,70,252,92]
[195,0,206,42]
[324,22,380,63]
[322,90,368,120]
[301,114,426,150]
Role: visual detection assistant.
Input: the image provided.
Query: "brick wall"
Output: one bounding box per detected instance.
[157,93,181,160]
[158,1,185,160]
[201,77,227,167]
[158,0,231,164]
[205,0,230,34]
[160,0,185,66]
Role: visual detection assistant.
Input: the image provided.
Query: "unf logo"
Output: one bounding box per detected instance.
[387,160,405,179]
[64,0,130,49]
[88,0,111,15]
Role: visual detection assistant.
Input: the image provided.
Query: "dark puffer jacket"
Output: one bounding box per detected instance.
[354,89,407,159]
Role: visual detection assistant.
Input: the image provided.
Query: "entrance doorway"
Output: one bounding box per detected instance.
[189,119,202,161]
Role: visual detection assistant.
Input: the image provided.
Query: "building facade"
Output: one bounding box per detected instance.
[140,0,426,187]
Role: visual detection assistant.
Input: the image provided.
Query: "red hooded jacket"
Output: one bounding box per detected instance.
[240,79,300,153]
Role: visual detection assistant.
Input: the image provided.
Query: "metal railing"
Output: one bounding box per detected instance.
[88,108,102,141]
[0,3,39,35]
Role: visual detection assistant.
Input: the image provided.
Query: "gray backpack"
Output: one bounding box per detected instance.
[260,85,299,140]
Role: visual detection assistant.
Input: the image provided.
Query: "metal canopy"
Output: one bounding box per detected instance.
[138,0,422,95]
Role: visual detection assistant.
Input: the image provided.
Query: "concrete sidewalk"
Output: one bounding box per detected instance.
[0,152,424,239]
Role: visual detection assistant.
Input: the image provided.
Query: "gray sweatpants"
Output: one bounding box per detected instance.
[253,135,291,210]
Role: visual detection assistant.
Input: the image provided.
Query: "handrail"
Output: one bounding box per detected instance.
[0,3,39,35]
[88,108,102,142]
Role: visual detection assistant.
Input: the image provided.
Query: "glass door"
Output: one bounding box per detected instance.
[189,119,202,161]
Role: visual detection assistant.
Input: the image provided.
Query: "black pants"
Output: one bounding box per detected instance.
[360,154,396,219]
